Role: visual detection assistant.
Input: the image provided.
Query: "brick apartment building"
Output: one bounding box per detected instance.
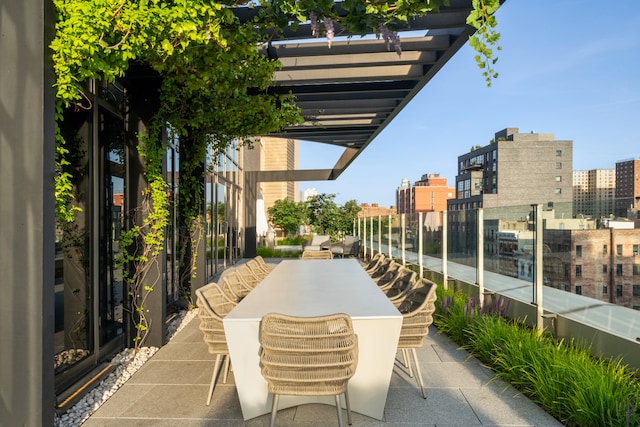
[543,227,640,309]
[396,173,454,216]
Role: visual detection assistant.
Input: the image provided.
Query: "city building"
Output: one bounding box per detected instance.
[448,128,573,218]
[244,136,299,235]
[358,203,397,218]
[396,173,454,219]
[573,169,616,219]
[543,227,640,309]
[615,158,640,218]
[447,128,573,259]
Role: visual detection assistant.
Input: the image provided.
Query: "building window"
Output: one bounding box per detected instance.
[576,245,582,258]
[603,284,608,295]
[556,162,562,169]
[617,284,623,297]
[603,244,608,255]
[556,150,562,156]
[603,264,608,273]
[555,188,562,194]
[575,285,582,295]
[633,285,640,297]
[634,244,639,256]
[576,265,582,277]
[634,264,640,275]
[617,244,623,256]
[617,264,623,276]
[555,176,562,182]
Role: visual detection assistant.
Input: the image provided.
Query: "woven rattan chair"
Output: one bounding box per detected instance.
[301,249,334,260]
[259,313,359,427]
[395,279,437,399]
[362,252,384,273]
[246,258,270,280]
[368,257,392,280]
[195,283,237,405]
[384,268,417,306]
[253,255,274,274]
[374,261,401,288]
[219,270,253,301]
[236,263,262,289]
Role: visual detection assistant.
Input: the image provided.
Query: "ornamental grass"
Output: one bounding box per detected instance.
[434,286,640,427]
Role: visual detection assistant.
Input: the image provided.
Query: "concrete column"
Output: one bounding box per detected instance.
[0,0,56,425]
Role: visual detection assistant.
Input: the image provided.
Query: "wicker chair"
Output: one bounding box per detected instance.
[301,249,334,260]
[218,270,253,301]
[253,255,274,274]
[383,268,417,306]
[362,252,384,273]
[195,283,237,405]
[374,261,401,288]
[368,257,393,280]
[395,279,437,399]
[235,263,262,289]
[246,258,270,280]
[259,313,359,427]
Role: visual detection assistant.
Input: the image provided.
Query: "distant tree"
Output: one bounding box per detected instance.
[267,198,307,239]
[307,194,360,238]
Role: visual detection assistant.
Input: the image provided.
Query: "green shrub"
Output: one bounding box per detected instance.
[276,236,306,246]
[256,247,301,258]
[434,285,640,427]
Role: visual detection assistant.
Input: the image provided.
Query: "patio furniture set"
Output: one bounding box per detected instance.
[195,252,437,426]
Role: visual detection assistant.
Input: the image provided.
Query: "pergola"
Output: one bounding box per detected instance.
[241,0,484,254]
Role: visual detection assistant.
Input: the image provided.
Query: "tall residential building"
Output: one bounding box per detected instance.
[615,158,640,218]
[447,128,573,219]
[573,169,616,219]
[244,136,299,212]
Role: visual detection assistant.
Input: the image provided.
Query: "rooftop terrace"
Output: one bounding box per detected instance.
[84,303,563,426]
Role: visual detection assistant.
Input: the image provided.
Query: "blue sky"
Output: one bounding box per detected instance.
[297,0,640,207]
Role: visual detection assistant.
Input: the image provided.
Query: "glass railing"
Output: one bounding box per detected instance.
[357,202,640,371]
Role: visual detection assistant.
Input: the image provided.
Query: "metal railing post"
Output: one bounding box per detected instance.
[534,203,544,334]
[401,213,406,266]
[378,215,382,254]
[370,216,374,258]
[418,212,423,279]
[477,208,484,309]
[363,216,367,259]
[442,211,448,290]
[388,214,392,258]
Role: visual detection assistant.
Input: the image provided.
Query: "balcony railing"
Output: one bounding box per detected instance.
[357,202,640,372]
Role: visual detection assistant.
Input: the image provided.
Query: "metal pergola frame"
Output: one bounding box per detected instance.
[238,0,480,176]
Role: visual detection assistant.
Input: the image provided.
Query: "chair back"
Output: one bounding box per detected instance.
[259,312,358,396]
[195,283,236,354]
[396,279,438,348]
[219,271,253,300]
[364,252,384,272]
[375,261,402,288]
[369,257,392,279]
[254,255,274,273]
[301,249,333,260]
[236,263,261,288]
[384,268,417,303]
[246,258,269,280]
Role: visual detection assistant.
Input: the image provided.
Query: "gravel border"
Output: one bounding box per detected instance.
[54,309,198,427]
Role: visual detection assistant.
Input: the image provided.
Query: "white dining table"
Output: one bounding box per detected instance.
[223,258,402,421]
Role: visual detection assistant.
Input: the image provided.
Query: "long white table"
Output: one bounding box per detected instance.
[223,258,402,420]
